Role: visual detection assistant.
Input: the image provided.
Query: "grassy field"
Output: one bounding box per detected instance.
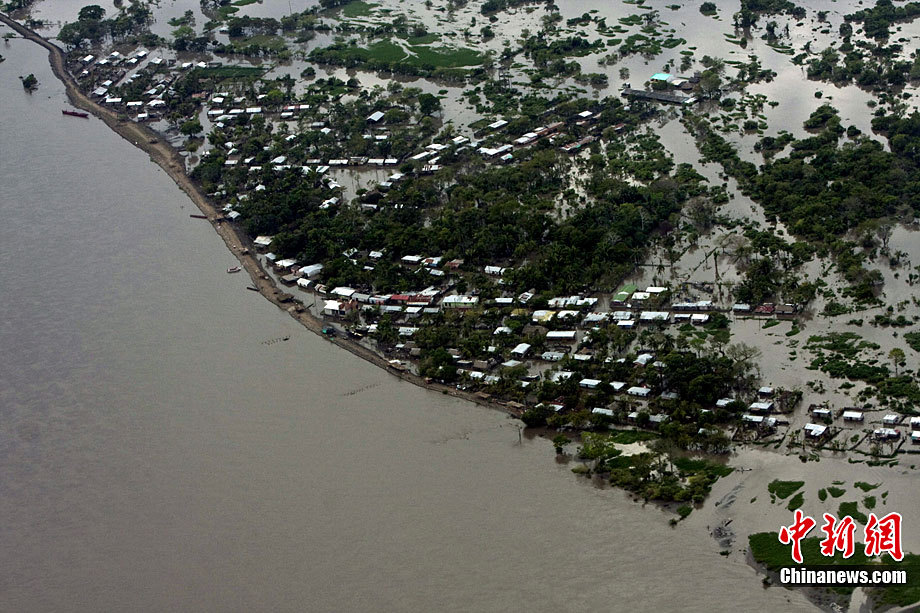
[750,532,920,606]
[193,66,264,79]
[768,479,804,500]
[341,1,377,18]
[235,34,287,52]
[312,39,483,69]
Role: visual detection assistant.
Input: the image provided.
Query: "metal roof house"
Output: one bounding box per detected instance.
[510,343,531,358]
[804,423,827,438]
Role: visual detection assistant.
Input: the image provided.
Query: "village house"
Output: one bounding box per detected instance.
[442,295,479,309]
[510,343,531,358]
[323,299,356,318]
[874,428,900,441]
[804,423,828,439]
[627,386,652,398]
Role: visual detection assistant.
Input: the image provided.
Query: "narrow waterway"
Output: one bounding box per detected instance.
[0,24,822,613]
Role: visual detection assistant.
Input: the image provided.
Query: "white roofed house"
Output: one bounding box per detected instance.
[442,295,479,309]
[874,427,900,440]
[634,353,654,366]
[330,286,357,299]
[510,343,531,358]
[367,110,385,123]
[545,330,576,343]
[322,299,355,318]
[579,378,602,389]
[275,258,298,271]
[627,386,652,398]
[298,264,323,279]
[639,311,670,324]
[804,423,828,439]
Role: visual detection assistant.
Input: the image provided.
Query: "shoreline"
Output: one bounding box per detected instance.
[0,12,515,417]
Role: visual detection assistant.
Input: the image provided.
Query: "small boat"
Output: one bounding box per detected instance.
[62,109,89,118]
[189,214,208,220]
[227,266,242,273]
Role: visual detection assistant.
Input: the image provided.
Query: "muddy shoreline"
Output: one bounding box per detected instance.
[0,12,514,417]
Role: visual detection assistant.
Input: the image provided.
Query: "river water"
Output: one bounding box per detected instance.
[0,22,826,613]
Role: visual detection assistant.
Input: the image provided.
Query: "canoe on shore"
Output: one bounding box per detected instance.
[62,109,89,118]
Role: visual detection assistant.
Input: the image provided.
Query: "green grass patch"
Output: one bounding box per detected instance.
[673,457,733,477]
[864,495,876,509]
[749,532,870,570]
[854,481,880,492]
[752,534,920,605]
[412,45,482,68]
[827,486,846,498]
[876,554,920,606]
[311,40,482,69]
[818,488,827,501]
[787,491,804,511]
[768,479,804,500]
[608,429,658,444]
[838,501,868,525]
[341,0,377,18]
[677,504,692,519]
[192,66,264,79]
[235,34,287,52]
[404,33,439,45]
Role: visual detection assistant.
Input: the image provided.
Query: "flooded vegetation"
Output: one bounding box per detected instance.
[5,0,920,607]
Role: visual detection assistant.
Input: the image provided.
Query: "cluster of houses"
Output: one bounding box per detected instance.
[76,49,179,121]
[802,406,920,445]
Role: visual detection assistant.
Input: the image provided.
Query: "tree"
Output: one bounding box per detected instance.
[417,92,441,116]
[179,119,202,136]
[78,5,105,21]
[699,69,722,99]
[20,73,37,91]
[889,348,905,375]
[552,434,571,454]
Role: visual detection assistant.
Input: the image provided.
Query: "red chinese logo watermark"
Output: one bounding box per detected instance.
[779,511,904,563]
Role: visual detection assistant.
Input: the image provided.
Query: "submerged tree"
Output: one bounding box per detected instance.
[20,73,37,91]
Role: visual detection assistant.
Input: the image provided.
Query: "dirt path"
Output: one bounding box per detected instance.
[0,12,515,417]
